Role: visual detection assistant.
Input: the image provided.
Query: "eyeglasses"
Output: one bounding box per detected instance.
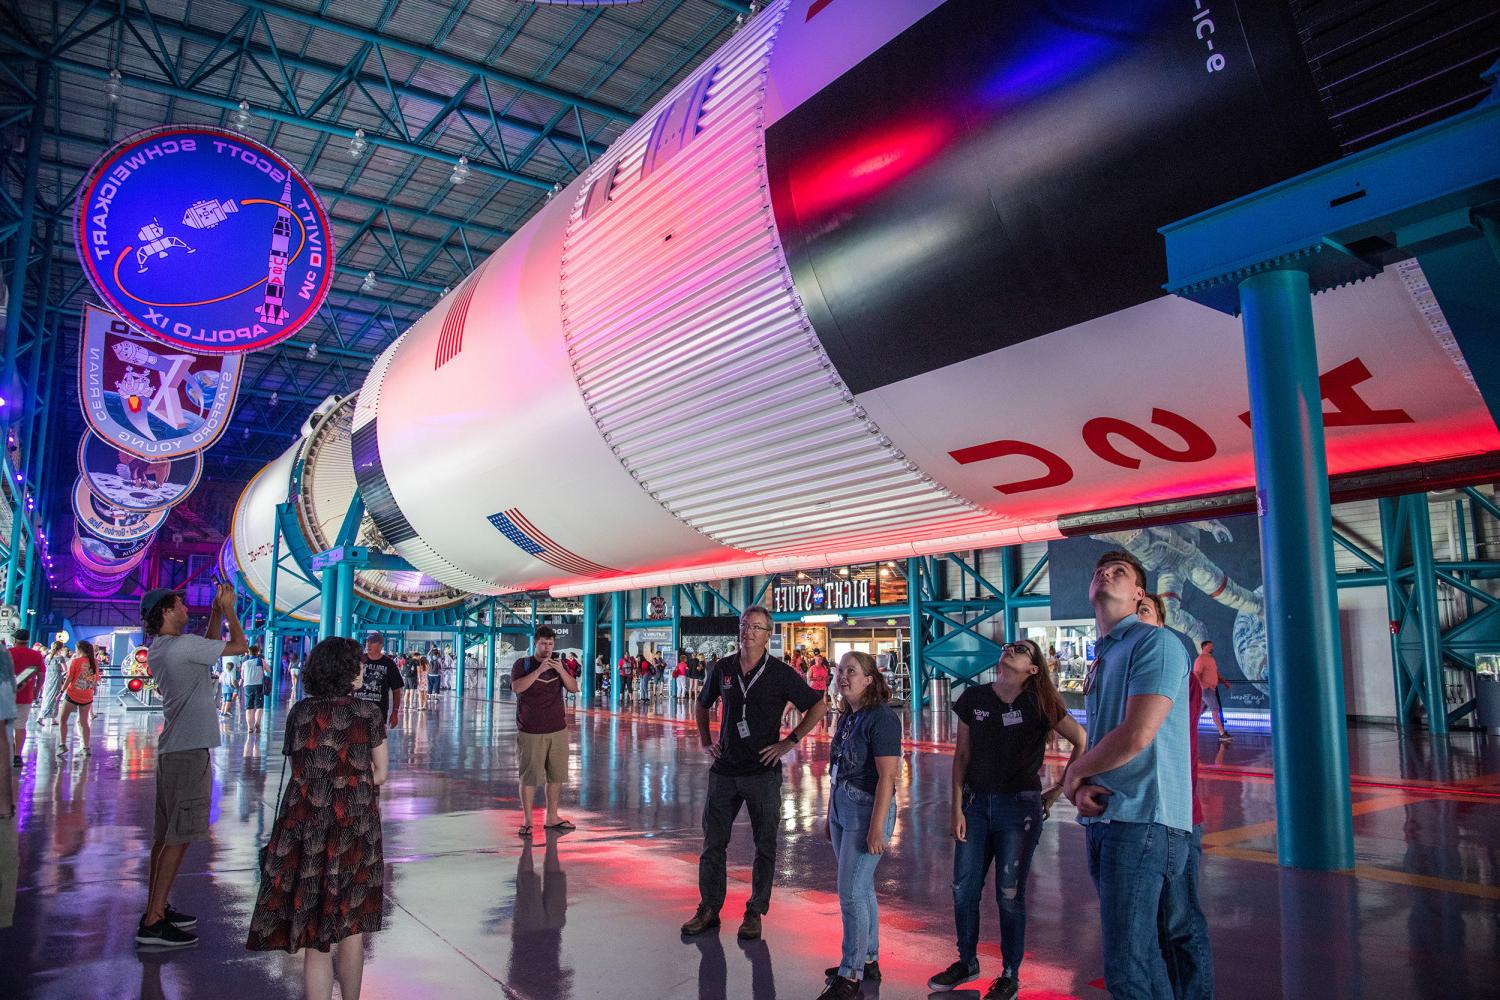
[1083,657,1100,696]
[1001,641,1033,656]
[740,623,771,634]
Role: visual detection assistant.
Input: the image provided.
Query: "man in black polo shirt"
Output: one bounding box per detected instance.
[681,605,827,941]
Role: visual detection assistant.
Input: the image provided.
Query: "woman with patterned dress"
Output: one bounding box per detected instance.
[246,637,388,1000]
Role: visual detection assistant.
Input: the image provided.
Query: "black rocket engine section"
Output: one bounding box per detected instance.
[765,0,1340,395]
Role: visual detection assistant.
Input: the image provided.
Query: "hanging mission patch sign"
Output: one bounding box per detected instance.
[79,304,241,459]
[74,126,334,354]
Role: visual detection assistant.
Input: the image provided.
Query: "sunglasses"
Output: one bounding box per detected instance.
[1001,641,1034,657]
[1083,657,1100,696]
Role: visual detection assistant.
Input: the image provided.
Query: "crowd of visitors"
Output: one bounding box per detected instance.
[0,541,1212,1000]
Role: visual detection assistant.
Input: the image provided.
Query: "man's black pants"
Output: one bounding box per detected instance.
[698,769,781,916]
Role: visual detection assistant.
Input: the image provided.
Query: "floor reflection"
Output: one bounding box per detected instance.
[510,830,572,997]
[0,692,1497,999]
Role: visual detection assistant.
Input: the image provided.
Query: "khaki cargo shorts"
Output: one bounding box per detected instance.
[516,729,569,787]
[154,749,213,845]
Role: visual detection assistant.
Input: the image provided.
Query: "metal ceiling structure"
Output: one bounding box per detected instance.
[0,0,748,551]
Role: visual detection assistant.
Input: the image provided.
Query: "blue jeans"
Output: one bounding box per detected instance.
[952,788,1044,975]
[828,782,896,981]
[1087,821,1191,1000]
[1158,824,1213,999]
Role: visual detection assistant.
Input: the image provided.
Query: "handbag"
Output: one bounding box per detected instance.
[257,751,291,876]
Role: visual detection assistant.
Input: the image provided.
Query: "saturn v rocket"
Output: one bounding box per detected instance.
[234,0,1500,609]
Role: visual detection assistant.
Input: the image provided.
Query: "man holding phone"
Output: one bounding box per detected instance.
[511,625,579,838]
[138,581,247,947]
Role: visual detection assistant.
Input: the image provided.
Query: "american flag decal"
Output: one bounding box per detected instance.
[434,270,483,369]
[487,508,619,579]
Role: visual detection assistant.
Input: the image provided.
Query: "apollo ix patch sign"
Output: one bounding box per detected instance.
[74,126,334,353]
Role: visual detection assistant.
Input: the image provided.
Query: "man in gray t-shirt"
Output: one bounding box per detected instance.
[136,583,247,948]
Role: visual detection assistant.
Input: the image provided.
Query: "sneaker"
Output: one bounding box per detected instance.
[984,976,1020,1000]
[927,959,981,992]
[816,975,863,1000]
[680,906,721,936]
[163,903,197,929]
[57,745,69,757]
[1218,732,1233,742]
[136,917,198,948]
[736,909,762,941]
[825,961,881,981]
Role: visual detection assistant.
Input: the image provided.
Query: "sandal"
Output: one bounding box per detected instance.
[518,824,533,839]
[544,819,576,831]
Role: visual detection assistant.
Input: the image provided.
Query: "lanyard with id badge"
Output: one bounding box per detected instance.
[734,652,770,740]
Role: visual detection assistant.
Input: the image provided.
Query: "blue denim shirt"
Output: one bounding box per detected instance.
[1079,614,1192,832]
[830,703,902,796]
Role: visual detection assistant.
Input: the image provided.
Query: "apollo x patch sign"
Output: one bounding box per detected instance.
[74,126,333,353]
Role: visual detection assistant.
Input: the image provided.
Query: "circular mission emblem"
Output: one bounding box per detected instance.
[74,126,334,354]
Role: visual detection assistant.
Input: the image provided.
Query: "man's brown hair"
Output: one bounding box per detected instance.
[1096,549,1148,590]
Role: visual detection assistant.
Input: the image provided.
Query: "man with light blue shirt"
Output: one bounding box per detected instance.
[1062,550,1193,999]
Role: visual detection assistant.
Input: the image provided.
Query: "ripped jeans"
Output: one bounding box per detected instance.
[952,788,1044,976]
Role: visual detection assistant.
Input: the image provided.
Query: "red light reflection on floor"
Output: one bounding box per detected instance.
[539,816,1085,998]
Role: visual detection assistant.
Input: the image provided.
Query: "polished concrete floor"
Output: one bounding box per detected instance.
[2,686,1497,1000]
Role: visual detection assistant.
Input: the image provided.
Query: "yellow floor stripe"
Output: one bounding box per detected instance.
[1205,845,1500,901]
[1203,792,1414,848]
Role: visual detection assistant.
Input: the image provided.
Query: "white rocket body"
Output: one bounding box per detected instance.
[345,0,1499,598]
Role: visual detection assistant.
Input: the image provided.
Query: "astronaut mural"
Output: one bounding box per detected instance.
[1048,515,1269,711]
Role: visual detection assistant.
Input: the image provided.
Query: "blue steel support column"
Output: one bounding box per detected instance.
[455,626,467,700]
[1,65,48,610]
[999,546,1020,643]
[318,567,337,642]
[1406,497,1449,734]
[485,599,497,701]
[581,593,598,704]
[610,590,625,713]
[670,585,682,659]
[1239,267,1354,871]
[1378,497,1411,725]
[266,513,283,701]
[906,557,924,712]
[335,561,355,637]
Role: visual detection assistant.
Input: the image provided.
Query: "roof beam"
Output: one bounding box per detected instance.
[38,53,557,189]
[228,0,634,123]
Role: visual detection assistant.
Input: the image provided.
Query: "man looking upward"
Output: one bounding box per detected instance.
[1062,551,1192,999]
[138,582,247,947]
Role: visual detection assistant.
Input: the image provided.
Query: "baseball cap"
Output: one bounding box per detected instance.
[140,588,182,619]
[365,631,384,643]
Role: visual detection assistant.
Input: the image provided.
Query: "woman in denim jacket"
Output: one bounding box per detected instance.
[818,652,903,1000]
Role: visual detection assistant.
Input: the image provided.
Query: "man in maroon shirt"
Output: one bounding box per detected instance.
[9,629,45,767]
[512,626,579,838]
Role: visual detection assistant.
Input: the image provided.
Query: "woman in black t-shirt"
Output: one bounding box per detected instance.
[926,639,1087,999]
